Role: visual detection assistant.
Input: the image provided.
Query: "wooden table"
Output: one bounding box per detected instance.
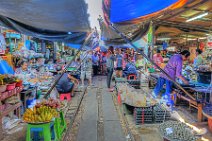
[174,90,204,122]
[202,110,212,132]
[188,87,212,103]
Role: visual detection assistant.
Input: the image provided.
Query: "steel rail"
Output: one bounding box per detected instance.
[63,86,87,141]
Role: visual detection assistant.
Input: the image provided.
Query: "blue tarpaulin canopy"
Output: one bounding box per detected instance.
[65,44,82,50]
[103,0,187,24]
[110,0,179,23]
[101,0,187,45]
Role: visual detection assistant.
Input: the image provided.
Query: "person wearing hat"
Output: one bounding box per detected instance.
[55,65,79,96]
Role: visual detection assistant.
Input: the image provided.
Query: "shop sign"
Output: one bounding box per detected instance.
[207,35,212,47]
[5,32,21,39]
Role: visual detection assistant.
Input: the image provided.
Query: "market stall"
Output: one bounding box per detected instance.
[0,0,211,140]
[0,25,87,139]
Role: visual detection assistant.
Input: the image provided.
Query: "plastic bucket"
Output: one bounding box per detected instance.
[16,81,23,87]
[6,83,16,91]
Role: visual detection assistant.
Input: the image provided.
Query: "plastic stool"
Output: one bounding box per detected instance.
[26,122,57,141]
[127,74,136,80]
[32,123,55,141]
[54,111,67,139]
[60,93,71,101]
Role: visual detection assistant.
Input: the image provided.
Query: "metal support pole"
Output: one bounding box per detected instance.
[109,23,195,101]
[151,23,155,60]
[41,40,46,53]
[53,42,57,62]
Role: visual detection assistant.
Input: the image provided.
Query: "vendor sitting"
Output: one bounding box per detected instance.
[136,54,145,69]
[15,61,30,74]
[15,61,37,84]
[55,65,79,97]
[15,61,35,83]
[193,49,204,69]
[123,57,137,78]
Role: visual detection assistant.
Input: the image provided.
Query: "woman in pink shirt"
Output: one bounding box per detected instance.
[153,50,163,68]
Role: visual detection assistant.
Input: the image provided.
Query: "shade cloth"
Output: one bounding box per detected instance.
[99,19,149,45]
[0,0,91,43]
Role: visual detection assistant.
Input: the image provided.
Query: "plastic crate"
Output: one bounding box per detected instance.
[154,105,170,123]
[134,107,154,124]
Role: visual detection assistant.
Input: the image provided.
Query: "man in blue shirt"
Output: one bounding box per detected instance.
[124,57,137,77]
[55,65,79,96]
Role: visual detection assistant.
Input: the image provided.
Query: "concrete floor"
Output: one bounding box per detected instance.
[76,76,125,141]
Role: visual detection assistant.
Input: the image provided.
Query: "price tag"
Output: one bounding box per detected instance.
[165,128,173,135]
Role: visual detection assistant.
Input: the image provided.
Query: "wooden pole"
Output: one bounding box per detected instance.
[197,104,203,122]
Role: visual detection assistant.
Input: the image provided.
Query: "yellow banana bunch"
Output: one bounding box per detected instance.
[23,106,59,123]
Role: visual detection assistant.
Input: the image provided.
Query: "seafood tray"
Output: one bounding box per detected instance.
[154,105,171,123]
[159,121,199,141]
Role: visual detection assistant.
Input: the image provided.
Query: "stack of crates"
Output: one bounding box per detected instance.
[127,80,141,89]
[134,107,153,125]
[154,105,171,123]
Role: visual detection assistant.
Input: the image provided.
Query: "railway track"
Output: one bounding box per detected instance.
[63,87,87,141]
[111,90,136,141]
[62,76,136,141]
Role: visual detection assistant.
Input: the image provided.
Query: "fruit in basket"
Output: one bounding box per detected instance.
[35,98,60,109]
[23,106,58,123]
[3,76,17,84]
